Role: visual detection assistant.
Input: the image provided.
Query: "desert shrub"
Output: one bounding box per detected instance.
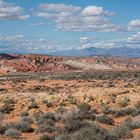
[35,125,56,133]
[62,110,79,122]
[38,118,55,126]
[112,124,133,139]
[63,120,88,133]
[0,124,7,134]
[118,97,130,108]
[28,101,39,109]
[62,109,96,123]
[78,102,91,111]
[56,106,68,114]
[42,100,53,108]
[109,94,116,103]
[4,128,21,139]
[15,121,33,132]
[21,116,34,124]
[73,126,116,140]
[60,101,67,106]
[0,112,4,123]
[135,101,140,109]
[105,81,114,88]
[124,107,136,115]
[67,96,78,105]
[96,115,114,125]
[88,96,95,102]
[123,117,134,130]
[123,117,140,130]
[101,105,113,114]
[114,109,125,117]
[3,98,15,104]
[35,112,56,125]
[0,104,14,114]
[135,101,140,114]
[0,123,17,134]
[60,110,96,135]
[38,134,55,140]
[56,124,118,140]
[42,112,56,121]
[55,135,71,140]
[77,111,96,121]
[39,79,45,83]
[114,108,136,117]
[20,111,29,117]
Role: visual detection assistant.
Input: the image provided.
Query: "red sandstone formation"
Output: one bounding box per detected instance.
[0,53,140,74]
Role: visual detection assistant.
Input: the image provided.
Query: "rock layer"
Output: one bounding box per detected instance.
[0,54,140,74]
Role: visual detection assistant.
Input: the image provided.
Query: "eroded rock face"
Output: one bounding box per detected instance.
[0,54,74,73]
[0,54,140,74]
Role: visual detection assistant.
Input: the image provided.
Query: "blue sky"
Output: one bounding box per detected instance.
[0,0,140,53]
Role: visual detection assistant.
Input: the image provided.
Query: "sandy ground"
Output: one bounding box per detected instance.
[0,71,140,140]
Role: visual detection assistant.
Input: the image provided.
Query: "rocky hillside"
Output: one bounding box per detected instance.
[0,54,140,74]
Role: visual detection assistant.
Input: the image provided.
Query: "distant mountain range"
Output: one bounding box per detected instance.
[52,47,140,57]
[0,47,140,58]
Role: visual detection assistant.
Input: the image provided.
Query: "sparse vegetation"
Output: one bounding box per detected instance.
[0,104,14,114]
[112,122,133,139]
[96,115,114,125]
[20,111,29,117]
[15,121,33,132]
[21,116,34,124]
[135,101,140,113]
[5,128,21,139]
[78,102,91,111]
[35,112,56,125]
[38,134,55,140]
[0,70,140,139]
[28,101,39,109]
[56,124,118,140]
[118,97,130,108]
[42,100,53,107]
[3,98,15,105]
[36,125,56,133]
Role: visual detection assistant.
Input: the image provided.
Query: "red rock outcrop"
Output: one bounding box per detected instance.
[0,54,140,74]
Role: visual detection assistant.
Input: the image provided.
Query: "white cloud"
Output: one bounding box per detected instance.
[1,32,140,53]
[127,32,140,43]
[35,3,123,32]
[0,34,24,42]
[30,22,45,26]
[78,32,140,50]
[0,34,72,53]
[36,12,59,19]
[0,0,29,20]
[81,6,113,16]
[80,36,90,43]
[128,19,140,30]
[38,3,81,13]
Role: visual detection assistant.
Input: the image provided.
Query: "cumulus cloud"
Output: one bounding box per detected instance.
[1,32,140,53]
[35,3,123,32]
[127,32,140,43]
[128,19,140,30]
[81,6,114,16]
[0,0,29,20]
[38,3,81,13]
[78,32,140,50]
[0,34,73,53]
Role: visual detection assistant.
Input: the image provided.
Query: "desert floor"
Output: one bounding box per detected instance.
[0,71,140,140]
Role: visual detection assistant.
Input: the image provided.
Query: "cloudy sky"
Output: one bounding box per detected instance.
[0,0,140,54]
